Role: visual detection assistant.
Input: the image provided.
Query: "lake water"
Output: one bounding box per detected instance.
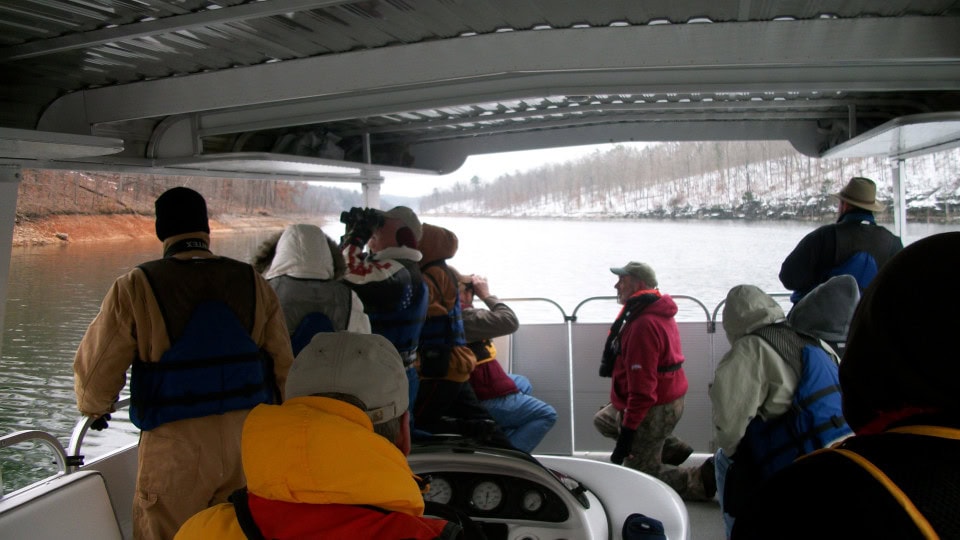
[2,216,956,491]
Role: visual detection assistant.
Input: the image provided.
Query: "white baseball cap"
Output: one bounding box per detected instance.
[285,332,408,424]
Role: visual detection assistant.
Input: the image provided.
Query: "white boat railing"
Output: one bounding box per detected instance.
[0,430,70,490]
[1,293,794,496]
[67,397,131,470]
[493,292,792,456]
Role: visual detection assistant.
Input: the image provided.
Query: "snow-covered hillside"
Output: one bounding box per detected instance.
[424,146,960,221]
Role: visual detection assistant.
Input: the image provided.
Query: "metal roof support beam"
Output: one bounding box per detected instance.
[402,120,823,172]
[362,178,381,209]
[39,17,960,132]
[890,158,907,239]
[0,165,20,358]
[848,104,858,139]
[341,98,903,137]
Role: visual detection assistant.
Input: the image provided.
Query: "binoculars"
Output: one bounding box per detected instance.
[339,207,384,231]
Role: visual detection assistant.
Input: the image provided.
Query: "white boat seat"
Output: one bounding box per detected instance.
[536,455,690,540]
[0,470,122,540]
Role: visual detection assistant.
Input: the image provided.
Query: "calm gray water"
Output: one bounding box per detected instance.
[1,217,956,491]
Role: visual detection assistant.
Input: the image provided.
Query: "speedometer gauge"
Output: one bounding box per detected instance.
[470,480,503,511]
[424,476,453,504]
[522,490,544,513]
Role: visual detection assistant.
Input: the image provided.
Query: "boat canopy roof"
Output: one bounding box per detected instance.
[2,0,960,180]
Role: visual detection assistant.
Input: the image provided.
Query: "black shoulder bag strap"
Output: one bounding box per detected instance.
[230,488,267,540]
[599,293,660,377]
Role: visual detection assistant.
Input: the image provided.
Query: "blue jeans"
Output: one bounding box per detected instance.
[482,391,557,453]
[406,365,433,439]
[509,373,533,395]
[715,448,735,539]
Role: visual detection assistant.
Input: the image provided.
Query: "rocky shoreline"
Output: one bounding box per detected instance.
[11,213,326,247]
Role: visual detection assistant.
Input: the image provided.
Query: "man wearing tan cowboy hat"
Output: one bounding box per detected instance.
[779,176,902,303]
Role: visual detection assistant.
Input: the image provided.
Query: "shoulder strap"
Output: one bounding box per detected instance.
[888,425,960,440]
[750,323,814,379]
[229,488,266,540]
[831,448,939,539]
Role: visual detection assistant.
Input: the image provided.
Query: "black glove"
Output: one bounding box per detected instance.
[341,223,373,248]
[339,207,382,248]
[340,232,366,249]
[90,413,111,431]
[611,426,636,465]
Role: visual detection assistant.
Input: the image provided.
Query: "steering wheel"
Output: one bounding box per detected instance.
[423,501,488,540]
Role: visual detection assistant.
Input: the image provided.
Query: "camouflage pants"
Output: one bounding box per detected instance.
[593,399,711,501]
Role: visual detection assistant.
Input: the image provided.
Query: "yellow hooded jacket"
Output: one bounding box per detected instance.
[175,397,445,539]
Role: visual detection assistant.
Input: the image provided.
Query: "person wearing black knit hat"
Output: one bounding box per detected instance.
[733,232,960,540]
[154,186,210,242]
[73,186,295,539]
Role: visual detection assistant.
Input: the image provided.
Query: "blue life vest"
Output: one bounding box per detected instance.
[419,271,467,350]
[130,258,276,431]
[790,251,878,304]
[289,312,335,357]
[368,281,429,362]
[826,251,879,291]
[742,324,853,479]
[417,265,467,379]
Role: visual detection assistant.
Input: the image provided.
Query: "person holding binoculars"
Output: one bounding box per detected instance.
[339,206,429,430]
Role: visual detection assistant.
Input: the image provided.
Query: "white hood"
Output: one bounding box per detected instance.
[264,224,335,280]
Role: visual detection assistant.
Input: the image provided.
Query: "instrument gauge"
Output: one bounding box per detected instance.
[470,480,503,511]
[424,476,453,505]
[522,490,544,513]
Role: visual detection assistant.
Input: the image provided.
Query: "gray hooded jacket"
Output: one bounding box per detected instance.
[710,285,796,455]
[787,274,860,357]
[266,224,370,336]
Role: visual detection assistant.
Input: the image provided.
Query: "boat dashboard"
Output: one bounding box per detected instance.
[0,409,689,540]
[409,441,608,540]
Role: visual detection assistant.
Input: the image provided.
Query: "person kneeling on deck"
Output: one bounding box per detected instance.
[73,187,295,540]
[710,284,853,538]
[594,261,714,502]
[732,232,960,539]
[175,332,460,540]
[454,267,558,453]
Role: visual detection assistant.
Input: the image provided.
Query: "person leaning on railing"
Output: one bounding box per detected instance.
[73,187,295,540]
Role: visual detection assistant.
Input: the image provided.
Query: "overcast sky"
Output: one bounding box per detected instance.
[315,142,652,199]
[381,144,615,198]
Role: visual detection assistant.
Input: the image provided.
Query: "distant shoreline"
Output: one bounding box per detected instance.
[11,213,329,247]
[15,210,946,248]
[420,211,933,225]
